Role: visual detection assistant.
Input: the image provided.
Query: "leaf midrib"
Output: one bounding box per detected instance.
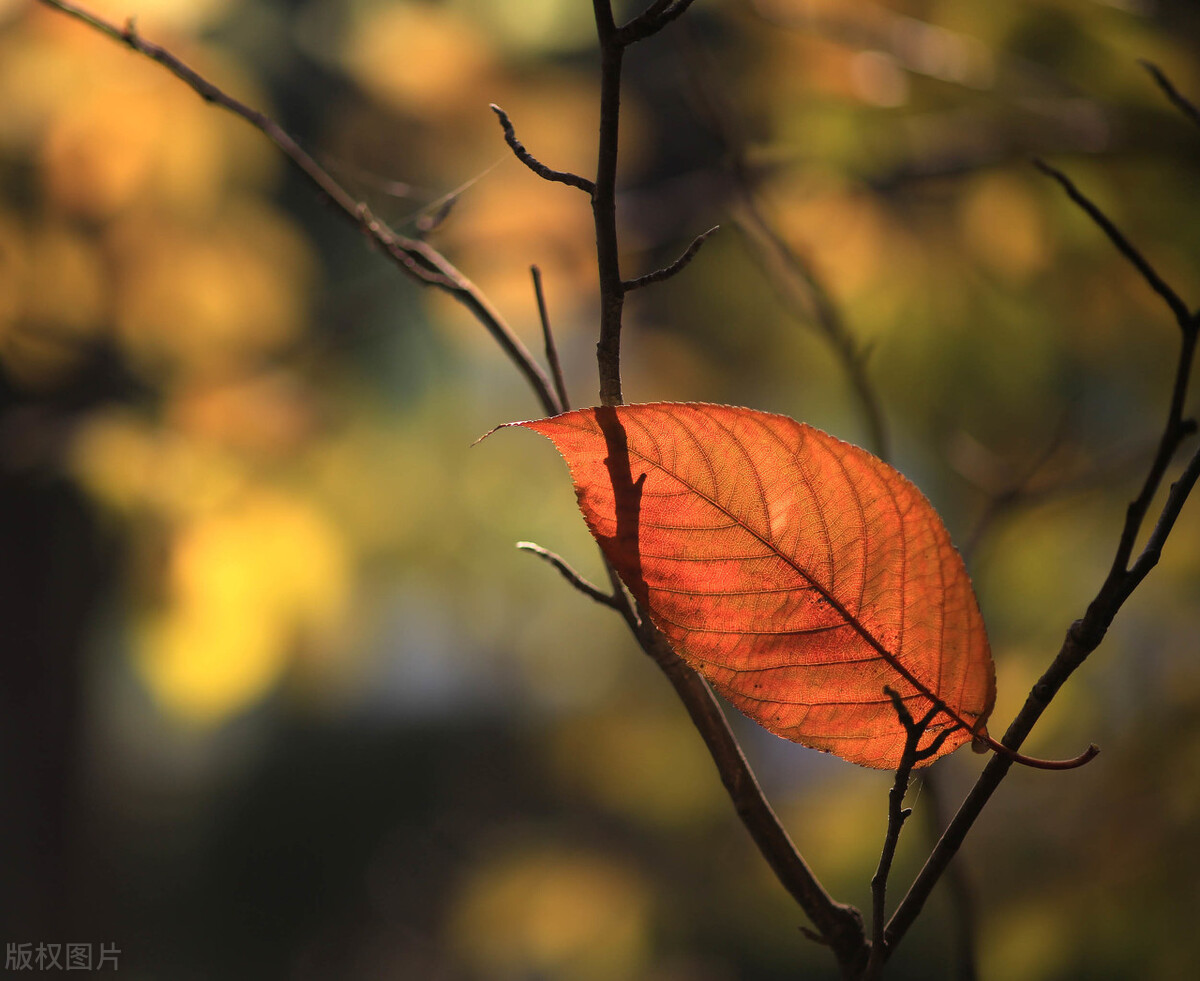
[617,422,976,736]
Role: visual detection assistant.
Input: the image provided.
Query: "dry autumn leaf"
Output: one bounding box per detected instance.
[510,402,996,769]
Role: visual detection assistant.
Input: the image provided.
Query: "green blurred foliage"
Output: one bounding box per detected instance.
[1,0,1198,977]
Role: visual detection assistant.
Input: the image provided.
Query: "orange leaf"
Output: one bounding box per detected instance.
[512,402,995,769]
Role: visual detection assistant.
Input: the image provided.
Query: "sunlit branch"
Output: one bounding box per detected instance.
[516,542,623,611]
[636,617,868,963]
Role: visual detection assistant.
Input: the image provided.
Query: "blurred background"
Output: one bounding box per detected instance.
[1,0,1198,977]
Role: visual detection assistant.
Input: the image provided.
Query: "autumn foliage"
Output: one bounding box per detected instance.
[511,402,996,769]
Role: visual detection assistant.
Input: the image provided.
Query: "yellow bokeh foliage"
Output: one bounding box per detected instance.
[71,407,351,725]
[108,200,315,381]
[134,486,350,725]
[448,843,652,981]
[342,1,495,118]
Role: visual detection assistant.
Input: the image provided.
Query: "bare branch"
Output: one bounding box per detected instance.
[1111,328,1198,575]
[677,30,890,459]
[1141,61,1200,133]
[38,0,562,418]
[863,692,948,979]
[623,226,719,290]
[636,618,867,965]
[517,542,621,609]
[1034,158,1192,329]
[489,105,595,194]
[621,0,704,43]
[531,267,571,412]
[592,1,628,406]
[886,167,1200,957]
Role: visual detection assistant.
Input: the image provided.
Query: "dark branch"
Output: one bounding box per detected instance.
[636,619,868,968]
[531,266,571,412]
[1141,61,1200,133]
[592,2,628,406]
[39,0,562,418]
[621,0,703,43]
[886,165,1200,956]
[864,692,945,979]
[489,105,595,194]
[623,226,719,290]
[678,31,890,459]
[516,542,622,611]
[1034,158,1192,329]
[1111,328,1198,575]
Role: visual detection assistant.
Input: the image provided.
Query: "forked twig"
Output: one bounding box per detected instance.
[516,542,626,616]
[865,690,950,978]
[887,80,1200,955]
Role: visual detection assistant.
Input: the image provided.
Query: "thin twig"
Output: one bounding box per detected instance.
[489,105,595,194]
[1140,61,1200,133]
[1034,158,1192,328]
[885,171,1200,958]
[531,267,571,412]
[677,30,890,459]
[1112,327,1198,575]
[636,617,868,969]
[37,0,563,418]
[864,691,949,978]
[623,226,719,290]
[516,542,622,610]
[918,771,978,981]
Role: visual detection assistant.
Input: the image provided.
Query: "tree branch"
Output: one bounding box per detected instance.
[1033,158,1192,329]
[621,0,704,43]
[677,30,890,459]
[636,619,868,974]
[490,105,595,194]
[865,692,949,979]
[623,226,719,291]
[36,0,563,418]
[1141,61,1200,133]
[885,166,1200,958]
[516,541,624,614]
[531,266,571,413]
[592,1,627,407]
